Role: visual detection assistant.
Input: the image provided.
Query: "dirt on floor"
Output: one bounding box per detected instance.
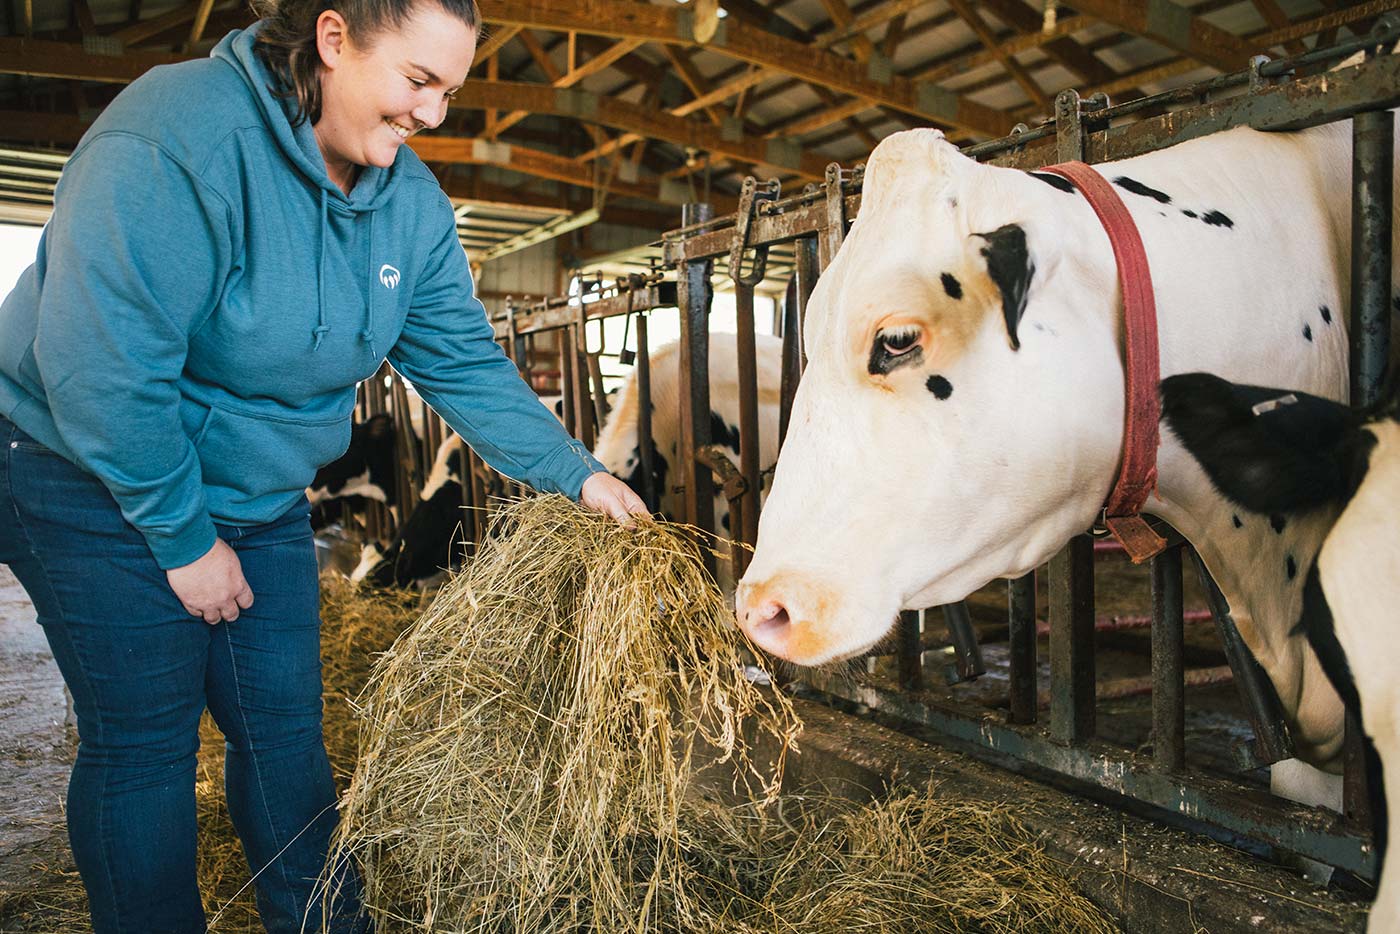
[0,565,77,927]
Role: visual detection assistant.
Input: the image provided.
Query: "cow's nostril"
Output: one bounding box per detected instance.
[750,602,790,635]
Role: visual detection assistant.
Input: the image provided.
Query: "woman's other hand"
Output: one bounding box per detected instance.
[580,472,649,525]
[166,538,255,624]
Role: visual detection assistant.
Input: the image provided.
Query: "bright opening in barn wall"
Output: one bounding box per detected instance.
[0,225,42,303]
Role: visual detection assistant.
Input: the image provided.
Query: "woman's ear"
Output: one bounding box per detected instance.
[316,9,351,70]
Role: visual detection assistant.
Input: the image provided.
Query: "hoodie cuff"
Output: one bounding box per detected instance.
[143,517,220,571]
[540,440,607,501]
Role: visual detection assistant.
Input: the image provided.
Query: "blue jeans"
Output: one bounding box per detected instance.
[0,416,368,934]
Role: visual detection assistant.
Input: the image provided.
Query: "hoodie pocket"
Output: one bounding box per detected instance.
[195,404,352,504]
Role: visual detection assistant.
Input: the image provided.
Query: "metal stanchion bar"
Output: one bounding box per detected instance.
[559,327,577,438]
[635,314,659,513]
[899,610,923,691]
[1152,544,1186,772]
[1050,534,1095,745]
[940,602,985,684]
[677,203,717,566]
[733,279,763,559]
[1008,572,1037,725]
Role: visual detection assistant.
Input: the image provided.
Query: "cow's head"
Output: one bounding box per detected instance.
[736,129,1127,665]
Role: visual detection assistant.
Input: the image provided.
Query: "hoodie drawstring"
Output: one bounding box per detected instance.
[362,211,378,358]
[312,188,331,350]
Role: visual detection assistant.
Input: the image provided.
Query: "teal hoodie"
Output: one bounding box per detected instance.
[0,24,603,570]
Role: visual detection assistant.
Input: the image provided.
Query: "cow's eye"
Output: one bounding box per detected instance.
[881,328,920,355]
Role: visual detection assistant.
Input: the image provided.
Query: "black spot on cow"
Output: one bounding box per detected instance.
[1181,209,1198,219]
[1114,176,1172,204]
[1303,324,1313,342]
[1232,514,1243,529]
[1028,171,1076,194]
[1286,554,1298,581]
[941,272,963,300]
[926,375,953,400]
[1320,305,1332,325]
[975,224,1034,351]
[1270,513,1287,534]
[1201,210,1234,229]
[710,412,742,455]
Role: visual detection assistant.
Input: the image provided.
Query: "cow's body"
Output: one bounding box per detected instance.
[355,333,783,589]
[736,121,1400,791]
[308,412,399,530]
[1163,372,1400,929]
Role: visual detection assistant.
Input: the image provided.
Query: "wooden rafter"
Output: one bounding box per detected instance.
[1063,0,1251,72]
[1250,0,1309,56]
[658,45,723,126]
[185,0,215,51]
[814,0,877,63]
[479,0,1013,137]
[943,0,1048,109]
[490,33,642,138]
[410,136,738,212]
[974,0,1118,87]
[475,24,521,63]
[110,2,198,47]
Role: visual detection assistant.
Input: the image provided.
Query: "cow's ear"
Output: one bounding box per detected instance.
[976,224,1034,351]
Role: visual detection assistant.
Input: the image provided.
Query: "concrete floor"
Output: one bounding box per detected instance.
[0,565,74,919]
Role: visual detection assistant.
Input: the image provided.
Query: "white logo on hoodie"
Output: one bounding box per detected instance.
[379,264,401,290]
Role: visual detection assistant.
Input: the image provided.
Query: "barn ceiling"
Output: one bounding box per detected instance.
[0,0,1392,261]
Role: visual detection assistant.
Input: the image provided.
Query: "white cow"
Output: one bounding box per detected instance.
[1163,372,1400,929]
[592,331,784,538]
[735,124,1400,806]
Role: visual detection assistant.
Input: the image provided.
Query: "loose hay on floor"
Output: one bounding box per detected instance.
[329,495,1118,934]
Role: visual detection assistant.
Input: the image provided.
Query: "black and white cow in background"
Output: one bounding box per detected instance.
[352,332,784,590]
[308,412,399,530]
[1163,371,1400,929]
[734,122,1399,813]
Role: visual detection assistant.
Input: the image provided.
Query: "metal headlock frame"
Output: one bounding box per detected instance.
[337,24,1398,884]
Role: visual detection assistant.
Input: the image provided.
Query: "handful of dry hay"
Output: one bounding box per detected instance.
[330,495,801,931]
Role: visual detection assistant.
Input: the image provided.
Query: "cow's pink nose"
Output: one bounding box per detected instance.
[737,596,794,657]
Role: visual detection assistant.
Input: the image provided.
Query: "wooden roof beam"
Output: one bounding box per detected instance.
[475,24,521,63]
[1061,0,1251,73]
[1249,0,1309,56]
[480,0,1014,137]
[944,0,1049,109]
[658,45,724,126]
[410,136,738,212]
[449,78,829,179]
[490,34,642,138]
[973,0,1117,86]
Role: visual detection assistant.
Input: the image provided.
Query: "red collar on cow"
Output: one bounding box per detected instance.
[1041,160,1167,564]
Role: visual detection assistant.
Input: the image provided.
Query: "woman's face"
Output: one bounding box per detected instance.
[314,2,476,187]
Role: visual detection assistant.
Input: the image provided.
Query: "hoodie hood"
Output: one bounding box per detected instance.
[213,23,399,213]
[214,23,400,353]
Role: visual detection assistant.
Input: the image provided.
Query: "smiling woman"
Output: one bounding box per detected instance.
[0,0,644,929]
[255,0,478,192]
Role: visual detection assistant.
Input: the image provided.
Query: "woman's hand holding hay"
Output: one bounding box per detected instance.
[579,470,649,524]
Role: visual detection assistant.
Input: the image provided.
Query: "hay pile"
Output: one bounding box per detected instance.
[329,496,1118,934]
[330,495,801,930]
